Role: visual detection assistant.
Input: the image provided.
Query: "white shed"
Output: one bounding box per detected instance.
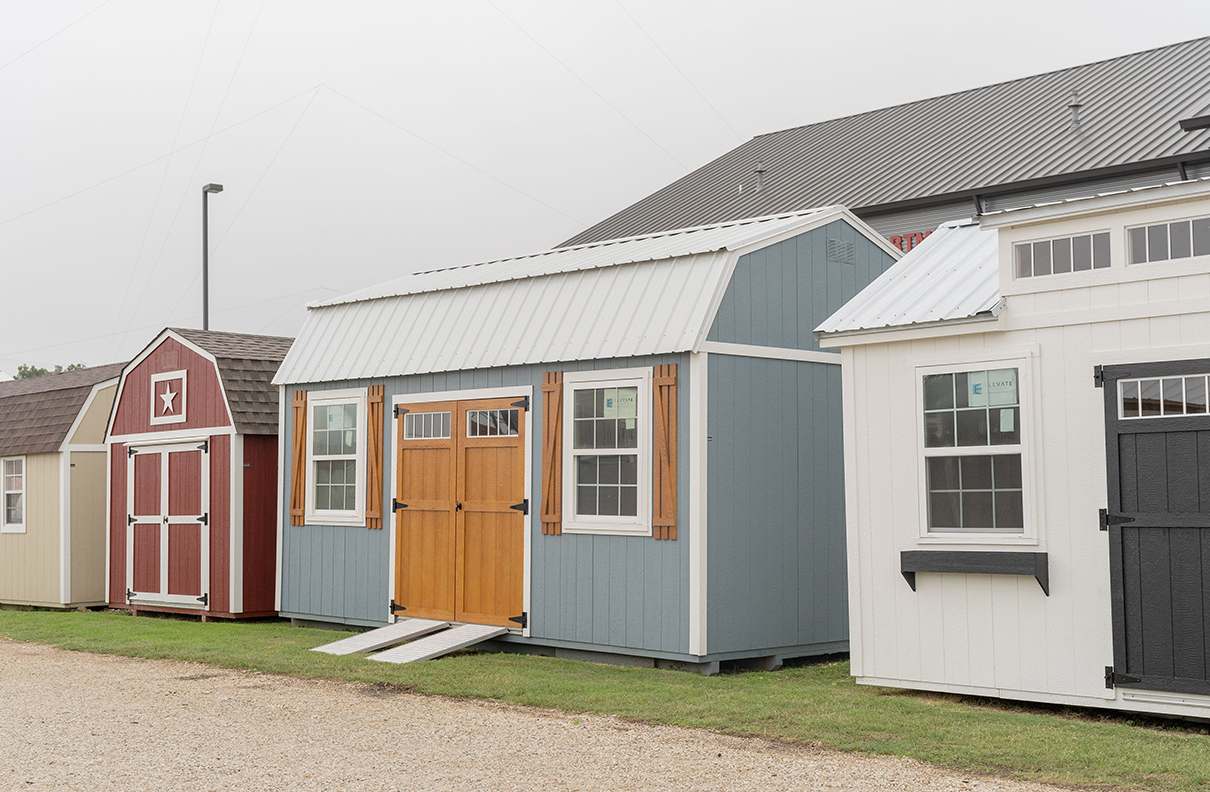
[817,178,1210,718]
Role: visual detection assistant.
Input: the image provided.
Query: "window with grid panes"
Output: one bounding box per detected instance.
[1128,215,1210,265]
[305,391,367,525]
[2,457,24,533]
[922,368,1024,534]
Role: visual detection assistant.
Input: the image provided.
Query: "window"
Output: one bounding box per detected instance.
[305,390,367,526]
[1014,232,1110,278]
[1120,374,1210,418]
[562,368,651,535]
[921,367,1026,535]
[1128,216,1210,265]
[2,457,25,533]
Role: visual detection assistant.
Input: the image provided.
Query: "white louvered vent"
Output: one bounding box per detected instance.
[827,238,856,265]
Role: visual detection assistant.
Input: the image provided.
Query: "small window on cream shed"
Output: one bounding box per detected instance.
[305,389,368,526]
[2,456,26,534]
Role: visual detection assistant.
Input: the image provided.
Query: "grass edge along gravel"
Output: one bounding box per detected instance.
[2,609,1209,792]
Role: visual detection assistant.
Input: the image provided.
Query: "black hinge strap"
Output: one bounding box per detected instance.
[394,405,409,418]
[510,396,530,411]
[128,514,136,525]
[198,513,208,526]
[1105,666,1142,689]
[197,441,208,453]
[510,499,529,515]
[1099,509,1136,531]
[393,499,407,510]
[390,599,406,614]
[126,588,135,603]
[1094,365,1104,388]
[508,612,527,628]
[128,446,137,457]
[197,593,208,606]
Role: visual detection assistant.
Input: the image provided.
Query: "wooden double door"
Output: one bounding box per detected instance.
[127,441,210,608]
[393,397,525,628]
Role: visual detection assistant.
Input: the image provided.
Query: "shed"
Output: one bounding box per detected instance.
[105,328,292,619]
[817,177,1210,717]
[274,208,900,671]
[0,363,123,608]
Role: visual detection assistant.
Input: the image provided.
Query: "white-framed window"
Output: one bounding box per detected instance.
[1128,215,1210,265]
[917,361,1034,540]
[1119,374,1210,418]
[1014,231,1110,278]
[562,368,652,536]
[2,456,25,534]
[305,389,368,526]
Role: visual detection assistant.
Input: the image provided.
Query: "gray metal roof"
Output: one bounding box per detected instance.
[277,208,891,385]
[0,363,125,456]
[815,221,1000,337]
[563,37,1210,247]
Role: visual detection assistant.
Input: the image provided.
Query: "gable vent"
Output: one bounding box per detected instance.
[827,238,856,265]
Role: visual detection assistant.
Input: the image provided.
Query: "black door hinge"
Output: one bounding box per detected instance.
[197,441,208,453]
[1099,509,1135,531]
[126,588,135,603]
[128,446,137,457]
[508,612,527,628]
[127,514,136,525]
[390,599,406,614]
[511,396,530,411]
[198,513,208,526]
[393,499,407,510]
[1106,666,1141,689]
[510,499,529,515]
[1094,365,1104,388]
[197,592,208,606]
[394,405,409,418]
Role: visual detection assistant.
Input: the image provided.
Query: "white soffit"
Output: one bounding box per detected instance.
[275,207,877,385]
[815,220,1000,336]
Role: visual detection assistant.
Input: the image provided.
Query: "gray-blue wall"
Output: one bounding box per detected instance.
[704,219,895,655]
[280,354,692,656]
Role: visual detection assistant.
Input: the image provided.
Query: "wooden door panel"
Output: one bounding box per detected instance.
[167,450,202,516]
[132,523,160,592]
[456,511,523,627]
[167,523,203,596]
[132,453,161,516]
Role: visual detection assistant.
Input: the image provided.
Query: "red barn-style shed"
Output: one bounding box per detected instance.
[106,328,292,619]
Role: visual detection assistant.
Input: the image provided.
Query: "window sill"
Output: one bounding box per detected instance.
[302,514,366,528]
[916,534,1038,546]
[562,523,652,537]
[0,526,26,534]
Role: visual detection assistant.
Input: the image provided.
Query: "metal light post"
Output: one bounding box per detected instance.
[202,183,224,331]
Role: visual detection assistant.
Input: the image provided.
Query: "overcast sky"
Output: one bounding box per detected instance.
[1,0,1206,375]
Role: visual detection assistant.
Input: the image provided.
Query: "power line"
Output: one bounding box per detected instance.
[483,0,689,171]
[611,0,743,142]
[0,0,114,73]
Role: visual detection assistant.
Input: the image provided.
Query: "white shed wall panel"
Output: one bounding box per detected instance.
[844,269,1210,712]
[278,252,732,384]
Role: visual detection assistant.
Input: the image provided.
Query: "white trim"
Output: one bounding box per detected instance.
[59,451,71,604]
[1,455,27,534]
[304,388,369,527]
[104,444,112,604]
[698,340,841,365]
[61,444,108,453]
[109,426,235,446]
[149,370,188,425]
[395,385,529,405]
[59,378,119,451]
[231,434,244,614]
[978,177,1210,230]
[688,351,708,656]
[275,385,286,613]
[561,368,653,536]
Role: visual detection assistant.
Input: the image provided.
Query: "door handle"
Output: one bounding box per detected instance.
[456,502,462,512]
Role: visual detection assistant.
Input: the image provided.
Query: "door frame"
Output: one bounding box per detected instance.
[389,386,533,636]
[125,438,211,609]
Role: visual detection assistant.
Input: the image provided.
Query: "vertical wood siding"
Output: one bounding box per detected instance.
[111,338,231,436]
[69,451,108,604]
[209,435,231,613]
[0,452,60,605]
[280,354,691,654]
[69,383,117,445]
[242,434,279,613]
[108,445,127,604]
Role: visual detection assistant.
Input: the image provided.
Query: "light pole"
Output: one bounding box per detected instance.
[202,183,224,331]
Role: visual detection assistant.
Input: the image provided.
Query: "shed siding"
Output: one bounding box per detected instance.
[280,354,691,654]
[705,355,847,654]
[706,219,897,352]
[69,384,117,445]
[111,338,231,436]
[69,451,108,604]
[108,445,126,604]
[242,434,278,613]
[0,452,60,606]
[209,435,231,614]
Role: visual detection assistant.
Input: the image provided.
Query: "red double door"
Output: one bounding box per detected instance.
[126,442,210,608]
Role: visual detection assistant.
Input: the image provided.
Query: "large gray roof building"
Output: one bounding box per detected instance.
[562,37,1210,250]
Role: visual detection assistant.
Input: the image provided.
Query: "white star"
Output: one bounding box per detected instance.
[160,388,177,414]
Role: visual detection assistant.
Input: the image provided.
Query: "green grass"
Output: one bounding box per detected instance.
[3,609,1209,791]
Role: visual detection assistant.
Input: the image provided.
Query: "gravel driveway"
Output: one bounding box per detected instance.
[1,639,1069,791]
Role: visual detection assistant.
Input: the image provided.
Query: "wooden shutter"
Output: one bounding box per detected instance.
[540,371,563,535]
[289,390,308,526]
[365,385,385,530]
[652,364,678,540]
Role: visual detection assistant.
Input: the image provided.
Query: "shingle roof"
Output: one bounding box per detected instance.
[563,37,1210,247]
[0,363,125,456]
[167,328,293,435]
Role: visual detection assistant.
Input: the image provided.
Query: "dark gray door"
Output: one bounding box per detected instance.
[1102,360,1210,696]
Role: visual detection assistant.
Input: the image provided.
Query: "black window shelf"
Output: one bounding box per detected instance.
[900,550,1049,595]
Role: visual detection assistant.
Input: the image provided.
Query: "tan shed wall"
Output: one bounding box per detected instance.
[69,383,116,445]
[69,452,108,604]
[0,452,61,606]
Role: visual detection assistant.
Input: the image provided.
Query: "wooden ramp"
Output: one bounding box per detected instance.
[310,618,449,656]
[368,623,508,664]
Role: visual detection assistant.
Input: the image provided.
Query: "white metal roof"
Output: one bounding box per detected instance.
[815,220,1001,337]
[276,207,890,385]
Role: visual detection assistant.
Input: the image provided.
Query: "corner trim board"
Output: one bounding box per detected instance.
[900,550,1049,595]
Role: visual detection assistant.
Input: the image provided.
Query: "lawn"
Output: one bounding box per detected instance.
[2,609,1208,791]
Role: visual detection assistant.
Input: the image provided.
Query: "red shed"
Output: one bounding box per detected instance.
[105,328,292,619]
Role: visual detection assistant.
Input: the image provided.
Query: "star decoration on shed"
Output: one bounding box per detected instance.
[160,387,177,414]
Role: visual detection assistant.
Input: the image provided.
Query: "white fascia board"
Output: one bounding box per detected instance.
[817,314,1001,348]
[688,351,708,656]
[60,377,119,452]
[978,177,1210,230]
[59,451,71,604]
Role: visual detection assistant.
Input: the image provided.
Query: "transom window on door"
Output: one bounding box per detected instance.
[2,457,24,533]
[562,369,651,535]
[1120,374,1210,418]
[921,367,1025,535]
[305,390,367,525]
[1128,215,1210,265]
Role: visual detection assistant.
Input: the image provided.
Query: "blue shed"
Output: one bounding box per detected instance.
[273,208,899,671]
